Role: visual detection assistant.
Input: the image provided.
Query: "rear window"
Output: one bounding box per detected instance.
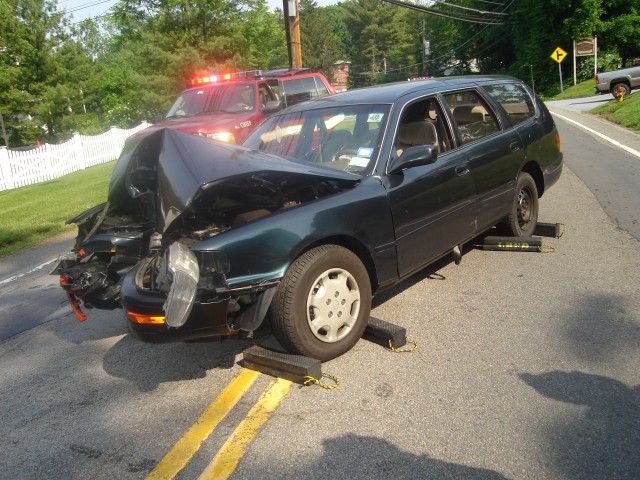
[483,83,535,126]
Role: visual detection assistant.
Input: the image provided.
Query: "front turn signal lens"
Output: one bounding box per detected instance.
[127,311,166,325]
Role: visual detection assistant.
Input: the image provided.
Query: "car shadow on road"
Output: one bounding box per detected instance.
[101,335,253,391]
[372,235,487,308]
[372,254,452,308]
[100,322,280,392]
[245,433,507,478]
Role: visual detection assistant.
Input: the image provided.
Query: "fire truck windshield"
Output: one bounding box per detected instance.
[165,84,255,118]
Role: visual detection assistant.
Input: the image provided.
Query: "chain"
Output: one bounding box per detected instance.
[303,371,340,389]
[389,335,419,353]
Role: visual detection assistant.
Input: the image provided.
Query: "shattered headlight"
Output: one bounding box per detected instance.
[163,242,200,328]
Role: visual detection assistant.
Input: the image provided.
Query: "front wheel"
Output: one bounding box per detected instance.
[503,172,539,237]
[269,245,371,361]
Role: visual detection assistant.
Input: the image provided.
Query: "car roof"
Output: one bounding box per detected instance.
[281,75,520,112]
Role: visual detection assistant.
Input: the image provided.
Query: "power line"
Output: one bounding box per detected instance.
[350,0,516,79]
[65,0,115,14]
[429,0,507,16]
[381,0,505,24]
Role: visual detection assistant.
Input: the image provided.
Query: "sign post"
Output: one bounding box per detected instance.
[574,37,597,85]
[550,46,568,93]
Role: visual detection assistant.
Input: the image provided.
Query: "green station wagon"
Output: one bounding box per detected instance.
[56,76,563,361]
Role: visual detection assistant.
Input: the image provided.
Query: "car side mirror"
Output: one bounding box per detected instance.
[262,100,282,115]
[388,145,438,174]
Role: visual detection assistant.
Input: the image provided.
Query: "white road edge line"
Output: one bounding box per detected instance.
[0,258,57,287]
[551,111,640,159]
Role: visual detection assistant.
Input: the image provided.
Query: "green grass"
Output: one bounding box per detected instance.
[0,161,115,256]
[550,79,596,100]
[589,91,640,131]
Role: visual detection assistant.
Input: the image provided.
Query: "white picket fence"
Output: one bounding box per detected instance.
[0,122,151,191]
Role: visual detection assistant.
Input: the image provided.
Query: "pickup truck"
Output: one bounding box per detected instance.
[135,68,334,145]
[595,65,640,97]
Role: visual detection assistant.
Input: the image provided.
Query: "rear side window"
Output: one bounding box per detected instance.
[281,77,319,107]
[314,77,330,97]
[483,83,535,126]
[443,90,500,146]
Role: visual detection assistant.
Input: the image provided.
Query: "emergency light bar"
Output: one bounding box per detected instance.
[190,69,263,86]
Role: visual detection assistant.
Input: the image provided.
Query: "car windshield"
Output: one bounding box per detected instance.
[165,84,255,118]
[243,104,390,175]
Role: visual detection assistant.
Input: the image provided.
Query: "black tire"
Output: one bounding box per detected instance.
[504,172,539,237]
[610,83,630,97]
[269,245,371,361]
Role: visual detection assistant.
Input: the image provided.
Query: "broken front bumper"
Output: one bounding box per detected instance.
[120,250,279,344]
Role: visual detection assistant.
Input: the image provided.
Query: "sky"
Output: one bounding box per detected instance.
[60,0,340,24]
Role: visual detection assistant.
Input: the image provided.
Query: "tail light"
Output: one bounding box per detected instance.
[555,132,561,151]
[595,75,600,85]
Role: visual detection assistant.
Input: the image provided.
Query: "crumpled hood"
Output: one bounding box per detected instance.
[108,128,359,233]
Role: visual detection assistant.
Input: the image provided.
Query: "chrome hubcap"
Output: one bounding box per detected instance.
[306,268,360,343]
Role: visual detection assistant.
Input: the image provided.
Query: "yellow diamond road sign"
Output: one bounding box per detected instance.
[551,47,568,64]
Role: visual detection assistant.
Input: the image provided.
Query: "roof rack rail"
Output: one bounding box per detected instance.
[262,68,312,78]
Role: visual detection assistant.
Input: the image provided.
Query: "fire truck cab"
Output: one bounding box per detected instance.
[143,69,334,145]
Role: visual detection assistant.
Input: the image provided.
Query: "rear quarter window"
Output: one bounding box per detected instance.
[483,83,536,126]
[314,77,330,97]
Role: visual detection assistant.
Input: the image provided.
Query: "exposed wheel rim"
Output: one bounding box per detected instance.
[517,186,534,229]
[306,267,361,343]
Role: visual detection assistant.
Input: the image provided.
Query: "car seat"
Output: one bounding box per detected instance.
[395,121,439,156]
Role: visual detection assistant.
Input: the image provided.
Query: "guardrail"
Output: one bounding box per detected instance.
[0,122,151,192]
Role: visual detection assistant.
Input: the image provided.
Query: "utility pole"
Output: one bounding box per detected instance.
[283,0,302,69]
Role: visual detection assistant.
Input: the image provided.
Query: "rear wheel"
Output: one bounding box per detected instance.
[504,172,539,237]
[270,245,371,361]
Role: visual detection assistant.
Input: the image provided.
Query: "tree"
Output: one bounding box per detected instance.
[598,0,640,67]
[0,0,69,145]
[299,0,343,78]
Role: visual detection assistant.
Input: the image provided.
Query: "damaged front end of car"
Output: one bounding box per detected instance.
[55,128,359,341]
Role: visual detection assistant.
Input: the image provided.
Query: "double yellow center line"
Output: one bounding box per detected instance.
[147,369,292,480]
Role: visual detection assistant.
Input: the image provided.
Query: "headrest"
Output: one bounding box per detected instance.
[396,122,437,146]
[453,106,483,124]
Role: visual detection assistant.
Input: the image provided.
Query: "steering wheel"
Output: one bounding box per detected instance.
[232,103,251,111]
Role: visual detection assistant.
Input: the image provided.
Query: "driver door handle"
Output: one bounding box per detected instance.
[455,165,470,176]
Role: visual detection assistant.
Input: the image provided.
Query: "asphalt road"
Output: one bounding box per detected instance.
[0,107,639,479]
[546,93,640,241]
